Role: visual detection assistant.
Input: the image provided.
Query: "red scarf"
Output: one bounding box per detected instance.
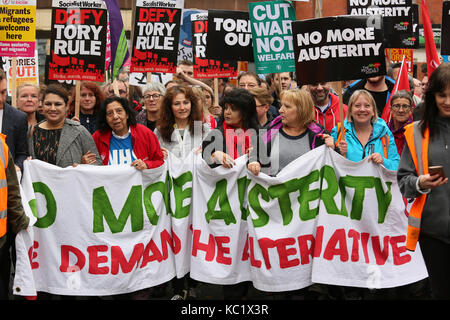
[222,122,252,160]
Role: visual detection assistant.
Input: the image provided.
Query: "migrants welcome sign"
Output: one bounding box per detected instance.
[48,0,108,82]
[13,147,428,296]
[130,0,184,73]
[0,0,36,57]
[249,0,296,74]
[292,15,386,85]
[191,12,237,79]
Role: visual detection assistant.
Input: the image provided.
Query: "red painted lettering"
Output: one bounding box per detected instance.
[160,229,181,260]
[60,245,86,272]
[361,232,370,263]
[390,235,411,265]
[297,234,314,265]
[215,236,232,265]
[141,239,163,267]
[111,243,145,275]
[87,245,109,274]
[276,238,299,269]
[313,226,324,257]
[258,238,275,270]
[372,236,390,265]
[192,229,215,261]
[348,229,360,262]
[248,236,262,268]
[28,241,39,270]
[323,229,349,262]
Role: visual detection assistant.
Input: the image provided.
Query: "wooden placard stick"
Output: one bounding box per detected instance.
[335,80,345,140]
[113,79,119,96]
[214,78,219,106]
[74,80,81,119]
[11,57,17,107]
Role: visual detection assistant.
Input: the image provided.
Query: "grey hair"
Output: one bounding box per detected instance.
[390,90,413,106]
[142,81,166,95]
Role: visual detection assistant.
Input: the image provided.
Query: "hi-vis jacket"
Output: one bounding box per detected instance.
[0,134,29,248]
[403,122,430,251]
[0,134,8,237]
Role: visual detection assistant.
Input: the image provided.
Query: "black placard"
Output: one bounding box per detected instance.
[292,15,386,85]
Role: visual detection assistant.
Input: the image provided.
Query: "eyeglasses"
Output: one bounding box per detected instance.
[144,93,162,100]
[391,104,412,110]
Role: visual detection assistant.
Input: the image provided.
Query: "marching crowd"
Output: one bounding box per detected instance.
[0,58,449,300]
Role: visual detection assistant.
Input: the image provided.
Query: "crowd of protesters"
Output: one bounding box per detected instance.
[0,58,449,301]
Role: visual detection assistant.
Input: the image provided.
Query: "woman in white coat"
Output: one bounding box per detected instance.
[154,85,210,160]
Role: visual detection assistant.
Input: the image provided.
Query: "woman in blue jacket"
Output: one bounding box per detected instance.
[331,89,400,171]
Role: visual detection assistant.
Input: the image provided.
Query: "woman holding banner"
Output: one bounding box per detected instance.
[28,84,101,168]
[202,87,259,300]
[202,88,259,170]
[247,89,334,177]
[136,81,166,132]
[68,81,105,135]
[397,63,450,299]
[155,85,210,160]
[93,96,164,170]
[331,89,400,171]
[154,85,209,300]
[16,83,45,136]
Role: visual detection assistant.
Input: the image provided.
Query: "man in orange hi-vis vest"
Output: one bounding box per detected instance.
[0,134,29,299]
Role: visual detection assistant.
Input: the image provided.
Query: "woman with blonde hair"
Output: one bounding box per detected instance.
[248,89,334,176]
[16,83,45,135]
[331,89,400,170]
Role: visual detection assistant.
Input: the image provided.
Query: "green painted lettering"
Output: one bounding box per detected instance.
[268,178,299,225]
[298,169,320,221]
[32,182,57,228]
[374,178,392,223]
[248,183,270,228]
[93,185,143,233]
[205,179,236,225]
[172,171,192,219]
[340,176,375,220]
[237,176,250,220]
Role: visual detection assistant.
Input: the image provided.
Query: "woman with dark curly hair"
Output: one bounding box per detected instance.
[93,96,164,170]
[68,81,105,134]
[202,87,259,169]
[154,85,210,159]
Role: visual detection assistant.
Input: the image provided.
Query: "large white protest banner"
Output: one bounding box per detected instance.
[14,160,176,296]
[247,146,427,291]
[14,147,428,296]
